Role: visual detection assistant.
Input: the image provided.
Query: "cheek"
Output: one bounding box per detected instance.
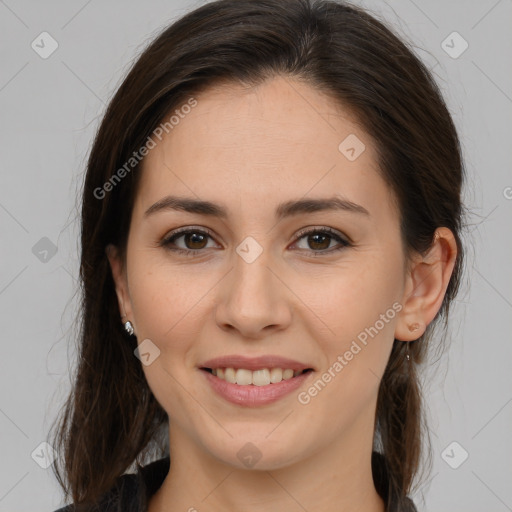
[299,250,402,397]
[295,281,398,442]
[304,252,403,342]
[129,259,214,344]
[128,264,214,421]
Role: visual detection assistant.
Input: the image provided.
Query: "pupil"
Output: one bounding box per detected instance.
[186,233,206,249]
[309,234,329,250]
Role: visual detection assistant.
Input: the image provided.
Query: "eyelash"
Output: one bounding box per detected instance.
[160,226,351,257]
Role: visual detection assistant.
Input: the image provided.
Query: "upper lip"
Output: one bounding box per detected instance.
[199,355,314,372]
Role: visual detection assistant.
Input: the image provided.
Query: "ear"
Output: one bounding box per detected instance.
[106,244,134,324]
[394,227,458,341]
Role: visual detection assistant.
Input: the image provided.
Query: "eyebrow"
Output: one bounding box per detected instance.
[144,195,370,220]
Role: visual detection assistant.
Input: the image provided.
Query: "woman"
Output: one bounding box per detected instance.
[51,0,466,511]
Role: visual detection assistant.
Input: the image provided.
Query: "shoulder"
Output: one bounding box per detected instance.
[52,456,170,512]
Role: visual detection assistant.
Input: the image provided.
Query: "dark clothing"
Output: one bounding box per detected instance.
[53,452,417,512]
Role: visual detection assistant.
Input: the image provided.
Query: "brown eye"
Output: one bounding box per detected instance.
[182,232,208,250]
[294,227,350,254]
[161,226,350,257]
[306,233,331,251]
[161,228,216,255]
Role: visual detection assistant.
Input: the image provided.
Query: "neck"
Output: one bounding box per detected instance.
[149,410,385,512]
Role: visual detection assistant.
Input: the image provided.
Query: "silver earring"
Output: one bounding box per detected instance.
[124,321,134,336]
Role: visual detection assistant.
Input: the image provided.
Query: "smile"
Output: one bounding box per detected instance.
[202,367,312,386]
[200,367,314,407]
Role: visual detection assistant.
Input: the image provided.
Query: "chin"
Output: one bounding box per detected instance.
[201,432,310,472]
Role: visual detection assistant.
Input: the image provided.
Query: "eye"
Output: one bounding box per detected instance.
[160,226,351,257]
[292,227,351,255]
[160,227,217,256]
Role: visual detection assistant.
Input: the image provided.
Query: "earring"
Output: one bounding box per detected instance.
[408,323,420,332]
[124,321,134,336]
[405,322,422,362]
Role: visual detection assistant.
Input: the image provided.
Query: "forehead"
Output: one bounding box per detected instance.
[134,76,397,223]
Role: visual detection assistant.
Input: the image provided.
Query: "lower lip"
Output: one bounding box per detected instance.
[201,369,312,407]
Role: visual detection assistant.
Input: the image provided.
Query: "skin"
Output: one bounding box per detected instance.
[107,75,457,512]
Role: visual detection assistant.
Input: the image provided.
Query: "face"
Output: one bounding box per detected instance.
[109,75,416,470]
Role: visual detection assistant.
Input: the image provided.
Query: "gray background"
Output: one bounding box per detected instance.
[0,0,511,510]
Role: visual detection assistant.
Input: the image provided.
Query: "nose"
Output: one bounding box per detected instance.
[215,249,292,339]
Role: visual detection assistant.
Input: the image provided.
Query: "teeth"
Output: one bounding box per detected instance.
[269,368,283,383]
[224,367,236,384]
[210,367,306,385]
[235,368,253,385]
[283,369,294,379]
[252,369,270,386]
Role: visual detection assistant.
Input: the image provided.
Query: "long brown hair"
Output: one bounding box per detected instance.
[50,0,466,508]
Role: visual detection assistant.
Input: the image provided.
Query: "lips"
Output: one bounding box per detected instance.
[198,355,315,407]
